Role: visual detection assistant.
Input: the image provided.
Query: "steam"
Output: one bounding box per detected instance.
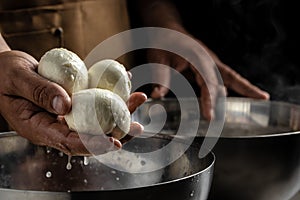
[209,0,299,104]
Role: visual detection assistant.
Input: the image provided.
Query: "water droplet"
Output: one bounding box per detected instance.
[67,190,71,193]
[140,160,146,166]
[58,151,64,157]
[190,191,194,197]
[116,177,120,181]
[45,171,52,178]
[46,147,52,154]
[66,155,72,170]
[83,156,89,166]
[83,179,88,184]
[111,170,116,174]
[66,162,72,170]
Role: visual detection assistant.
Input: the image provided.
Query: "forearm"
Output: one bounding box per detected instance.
[136,1,220,59]
[0,34,10,131]
[0,33,11,53]
[137,0,187,33]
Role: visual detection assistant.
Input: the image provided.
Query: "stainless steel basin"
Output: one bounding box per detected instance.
[133,97,300,200]
[0,131,214,200]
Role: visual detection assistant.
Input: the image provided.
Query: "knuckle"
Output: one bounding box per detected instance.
[13,99,35,120]
[10,99,39,124]
[32,84,50,107]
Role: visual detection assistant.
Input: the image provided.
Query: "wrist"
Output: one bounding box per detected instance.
[140,0,186,31]
[158,21,189,35]
[0,33,11,53]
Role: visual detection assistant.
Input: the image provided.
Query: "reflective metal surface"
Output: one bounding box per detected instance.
[0,132,214,200]
[133,97,300,200]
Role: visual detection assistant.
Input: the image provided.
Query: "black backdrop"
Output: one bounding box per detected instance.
[128,0,300,103]
[174,0,300,102]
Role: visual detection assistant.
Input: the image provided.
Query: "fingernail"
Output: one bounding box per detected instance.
[210,109,215,120]
[141,93,148,100]
[52,96,65,114]
[109,137,122,149]
[263,92,270,100]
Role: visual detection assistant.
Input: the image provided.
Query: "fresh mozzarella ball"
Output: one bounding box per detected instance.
[64,88,131,139]
[38,49,132,139]
[88,59,131,101]
[38,48,88,94]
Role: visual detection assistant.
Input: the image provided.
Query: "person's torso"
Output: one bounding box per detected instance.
[0,0,130,63]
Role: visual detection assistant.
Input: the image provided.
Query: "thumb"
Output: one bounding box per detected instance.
[13,69,71,115]
[1,50,71,115]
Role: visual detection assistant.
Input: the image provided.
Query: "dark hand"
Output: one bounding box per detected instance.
[148,37,269,120]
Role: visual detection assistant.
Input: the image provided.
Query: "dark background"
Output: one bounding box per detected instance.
[174,0,300,102]
[129,0,300,103]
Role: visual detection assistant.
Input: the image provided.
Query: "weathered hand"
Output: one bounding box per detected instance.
[148,36,269,120]
[0,50,146,156]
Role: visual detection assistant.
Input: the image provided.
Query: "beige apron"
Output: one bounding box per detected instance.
[0,0,131,64]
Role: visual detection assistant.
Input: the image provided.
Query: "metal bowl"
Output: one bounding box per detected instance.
[133,97,300,200]
[0,131,214,200]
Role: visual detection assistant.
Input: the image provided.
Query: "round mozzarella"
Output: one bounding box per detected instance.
[88,59,131,101]
[38,48,88,94]
[64,88,131,139]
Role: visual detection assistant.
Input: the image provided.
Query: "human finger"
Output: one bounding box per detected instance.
[119,122,144,144]
[220,64,270,99]
[127,92,147,113]
[66,133,121,156]
[189,63,221,120]
[199,83,227,120]
[13,71,71,115]
[172,52,190,73]
[110,121,144,142]
[1,95,120,156]
[151,64,171,98]
[1,51,71,115]
[151,85,169,99]
[147,49,173,99]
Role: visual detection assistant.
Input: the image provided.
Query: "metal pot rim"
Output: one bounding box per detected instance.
[141,97,300,139]
[0,131,215,193]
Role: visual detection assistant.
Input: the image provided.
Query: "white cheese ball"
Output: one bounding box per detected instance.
[64,88,131,139]
[88,59,131,101]
[38,48,88,94]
